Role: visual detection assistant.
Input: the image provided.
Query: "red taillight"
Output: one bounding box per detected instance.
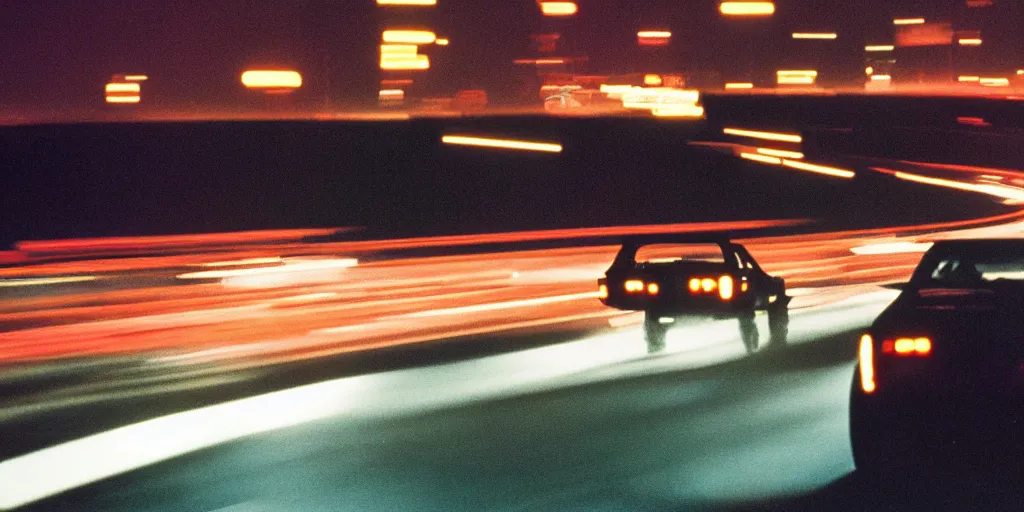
[881,337,931,356]
[859,334,875,393]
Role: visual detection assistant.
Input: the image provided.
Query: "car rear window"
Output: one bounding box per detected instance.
[924,250,1024,286]
[634,244,725,264]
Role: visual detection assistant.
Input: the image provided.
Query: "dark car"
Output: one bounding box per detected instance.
[850,239,1024,474]
[598,235,789,353]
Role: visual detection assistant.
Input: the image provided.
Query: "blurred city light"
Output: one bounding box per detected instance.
[864,45,894,52]
[104,82,141,104]
[377,0,436,4]
[380,44,419,56]
[865,66,874,75]
[378,89,405,100]
[958,75,981,82]
[441,135,563,153]
[776,70,817,85]
[723,127,802,143]
[539,2,577,16]
[382,30,436,44]
[980,77,1009,87]
[380,47,430,70]
[435,38,449,46]
[792,33,837,40]
[893,18,926,25]
[651,105,705,118]
[958,38,982,46]
[240,70,302,89]
[719,2,775,16]
[643,74,663,86]
[782,159,856,179]
[1018,70,1024,76]
[637,30,671,46]
[756,147,804,159]
[740,152,782,165]
[869,75,892,82]
[724,82,754,89]
[123,75,148,81]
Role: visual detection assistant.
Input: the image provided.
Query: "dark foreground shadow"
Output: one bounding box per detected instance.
[722,468,1024,511]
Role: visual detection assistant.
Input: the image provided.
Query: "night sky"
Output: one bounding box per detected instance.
[1,1,1020,114]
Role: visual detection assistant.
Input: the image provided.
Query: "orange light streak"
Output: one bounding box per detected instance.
[441,135,562,153]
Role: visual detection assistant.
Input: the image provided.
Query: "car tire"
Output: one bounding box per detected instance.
[644,311,667,353]
[767,286,789,347]
[739,309,758,353]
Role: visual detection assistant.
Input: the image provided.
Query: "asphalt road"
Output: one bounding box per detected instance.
[2,291,909,511]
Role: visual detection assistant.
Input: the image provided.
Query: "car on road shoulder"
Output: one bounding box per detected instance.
[851,238,1024,474]
[598,235,789,353]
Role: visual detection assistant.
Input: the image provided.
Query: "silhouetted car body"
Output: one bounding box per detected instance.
[851,239,1024,473]
[598,235,788,353]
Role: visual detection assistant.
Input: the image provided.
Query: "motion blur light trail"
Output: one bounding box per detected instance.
[1,204,1023,368]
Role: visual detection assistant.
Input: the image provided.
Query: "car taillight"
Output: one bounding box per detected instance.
[624,279,660,295]
[719,275,734,300]
[598,284,608,299]
[881,337,931,356]
[859,334,876,393]
[688,275,734,300]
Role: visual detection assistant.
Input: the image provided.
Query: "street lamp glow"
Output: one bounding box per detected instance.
[865,45,894,52]
[792,33,837,40]
[893,18,925,25]
[719,2,775,16]
[958,38,982,46]
[637,31,672,39]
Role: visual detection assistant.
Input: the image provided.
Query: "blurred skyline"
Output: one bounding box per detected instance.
[1,0,1021,114]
